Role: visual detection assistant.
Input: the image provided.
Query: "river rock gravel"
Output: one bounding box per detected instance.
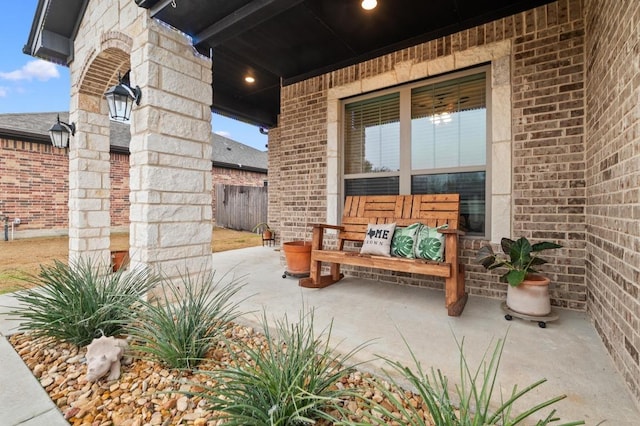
[9,323,431,426]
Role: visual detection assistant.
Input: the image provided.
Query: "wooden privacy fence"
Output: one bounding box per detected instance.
[215,184,267,232]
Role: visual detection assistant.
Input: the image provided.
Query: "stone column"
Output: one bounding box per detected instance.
[128,20,213,281]
[68,94,112,265]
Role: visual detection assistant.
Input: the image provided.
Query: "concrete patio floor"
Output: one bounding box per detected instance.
[213,245,639,425]
[0,245,638,425]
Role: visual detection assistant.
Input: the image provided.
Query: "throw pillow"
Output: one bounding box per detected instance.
[360,223,396,257]
[415,224,448,261]
[390,222,423,258]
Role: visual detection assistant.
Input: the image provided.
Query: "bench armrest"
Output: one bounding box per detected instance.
[308,223,344,251]
[439,228,466,237]
[308,223,345,232]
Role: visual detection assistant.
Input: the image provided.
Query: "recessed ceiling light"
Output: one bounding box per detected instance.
[361,0,377,10]
[245,76,255,83]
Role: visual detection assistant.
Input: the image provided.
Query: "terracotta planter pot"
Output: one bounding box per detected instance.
[111,250,129,273]
[282,241,312,275]
[506,274,551,316]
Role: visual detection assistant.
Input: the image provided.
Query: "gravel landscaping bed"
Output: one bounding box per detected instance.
[9,324,427,426]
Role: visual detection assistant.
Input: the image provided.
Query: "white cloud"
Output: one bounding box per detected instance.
[0,60,60,81]
[215,130,232,138]
[0,87,7,97]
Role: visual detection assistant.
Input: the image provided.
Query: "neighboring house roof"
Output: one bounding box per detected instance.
[0,112,267,173]
[211,133,268,173]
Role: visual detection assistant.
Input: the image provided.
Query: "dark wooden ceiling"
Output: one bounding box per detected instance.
[28,0,555,128]
[135,0,553,128]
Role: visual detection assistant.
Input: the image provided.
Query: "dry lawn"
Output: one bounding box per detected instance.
[0,227,262,294]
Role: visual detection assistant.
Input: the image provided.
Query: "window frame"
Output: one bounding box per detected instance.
[340,65,492,238]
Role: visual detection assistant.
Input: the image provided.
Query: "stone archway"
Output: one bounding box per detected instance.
[68,40,133,265]
[68,8,214,281]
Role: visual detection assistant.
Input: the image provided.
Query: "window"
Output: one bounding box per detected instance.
[344,93,400,195]
[343,68,489,235]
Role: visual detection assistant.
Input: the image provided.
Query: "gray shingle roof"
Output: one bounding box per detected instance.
[0,112,267,171]
[211,132,268,172]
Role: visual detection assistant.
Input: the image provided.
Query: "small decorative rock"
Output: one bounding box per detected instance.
[176,396,189,412]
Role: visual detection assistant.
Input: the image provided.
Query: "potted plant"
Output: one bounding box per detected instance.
[252,222,273,240]
[475,237,562,316]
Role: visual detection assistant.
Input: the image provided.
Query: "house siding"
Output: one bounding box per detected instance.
[0,139,266,237]
[584,0,640,405]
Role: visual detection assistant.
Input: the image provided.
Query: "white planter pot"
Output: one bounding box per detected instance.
[506,275,551,316]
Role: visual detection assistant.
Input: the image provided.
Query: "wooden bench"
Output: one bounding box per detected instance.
[299,194,468,316]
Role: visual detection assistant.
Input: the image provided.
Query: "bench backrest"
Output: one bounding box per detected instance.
[339,194,460,243]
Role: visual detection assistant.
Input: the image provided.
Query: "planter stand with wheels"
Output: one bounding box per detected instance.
[501,274,559,328]
[501,302,559,328]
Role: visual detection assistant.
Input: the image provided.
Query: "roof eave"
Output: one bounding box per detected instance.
[23,0,89,66]
[0,128,50,144]
[212,161,267,174]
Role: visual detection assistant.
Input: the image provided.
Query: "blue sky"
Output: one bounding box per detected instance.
[0,1,268,151]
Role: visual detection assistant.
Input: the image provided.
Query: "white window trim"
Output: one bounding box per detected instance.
[326,40,512,243]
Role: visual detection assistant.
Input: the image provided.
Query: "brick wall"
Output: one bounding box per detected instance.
[1,138,266,237]
[511,0,587,310]
[273,0,587,307]
[584,0,640,405]
[0,138,69,233]
[110,152,129,227]
[274,84,328,243]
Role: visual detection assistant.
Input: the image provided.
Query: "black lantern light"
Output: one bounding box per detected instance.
[48,114,76,148]
[104,70,142,122]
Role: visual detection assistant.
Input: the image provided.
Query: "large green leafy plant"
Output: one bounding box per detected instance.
[475,237,562,287]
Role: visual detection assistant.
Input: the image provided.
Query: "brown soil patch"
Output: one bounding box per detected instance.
[0,227,262,294]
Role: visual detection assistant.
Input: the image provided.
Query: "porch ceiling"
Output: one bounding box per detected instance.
[26,0,554,128]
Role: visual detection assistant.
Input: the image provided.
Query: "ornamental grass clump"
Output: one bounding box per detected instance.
[126,271,246,369]
[10,257,158,346]
[357,334,585,426]
[194,309,366,425]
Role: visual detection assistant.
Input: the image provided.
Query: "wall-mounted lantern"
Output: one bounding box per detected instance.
[48,114,76,148]
[104,70,142,122]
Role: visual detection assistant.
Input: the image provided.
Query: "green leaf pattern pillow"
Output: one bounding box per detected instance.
[390,223,422,258]
[415,224,448,261]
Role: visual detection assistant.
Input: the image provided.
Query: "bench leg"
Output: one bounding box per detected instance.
[331,262,341,282]
[299,261,344,288]
[445,264,467,316]
[299,273,345,288]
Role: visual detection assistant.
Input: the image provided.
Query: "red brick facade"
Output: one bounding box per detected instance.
[1,138,69,234]
[0,140,266,237]
[110,152,130,227]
